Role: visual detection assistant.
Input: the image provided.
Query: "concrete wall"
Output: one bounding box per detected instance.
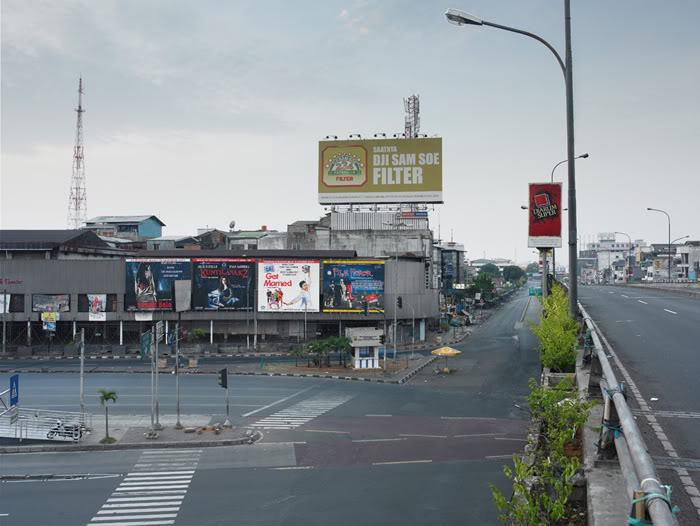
[138,218,163,239]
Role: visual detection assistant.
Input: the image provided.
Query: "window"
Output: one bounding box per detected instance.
[152,244,160,250]
[1,294,24,313]
[78,294,118,312]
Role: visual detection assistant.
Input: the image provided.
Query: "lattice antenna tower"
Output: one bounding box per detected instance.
[404,94,420,139]
[67,77,87,229]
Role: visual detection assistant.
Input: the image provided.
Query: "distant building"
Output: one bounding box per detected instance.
[85,216,165,247]
[146,236,199,251]
[677,241,700,280]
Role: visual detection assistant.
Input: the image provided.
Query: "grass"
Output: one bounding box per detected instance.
[99,436,117,444]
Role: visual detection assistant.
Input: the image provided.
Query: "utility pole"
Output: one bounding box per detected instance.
[79,328,85,413]
[2,289,6,355]
[154,321,162,430]
[174,315,182,429]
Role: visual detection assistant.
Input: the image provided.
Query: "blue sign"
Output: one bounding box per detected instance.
[10,375,19,407]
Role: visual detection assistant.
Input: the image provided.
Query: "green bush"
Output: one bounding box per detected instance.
[530,285,579,372]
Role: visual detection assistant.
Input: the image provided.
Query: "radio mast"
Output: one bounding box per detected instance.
[67,77,87,229]
[403,94,420,138]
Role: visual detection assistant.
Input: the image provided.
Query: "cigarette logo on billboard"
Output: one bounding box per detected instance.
[321,146,368,187]
[532,192,559,222]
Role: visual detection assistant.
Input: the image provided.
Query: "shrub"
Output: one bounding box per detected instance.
[530,285,579,372]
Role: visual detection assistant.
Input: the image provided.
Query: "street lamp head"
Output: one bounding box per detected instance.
[520,205,528,210]
[579,153,589,159]
[445,8,483,26]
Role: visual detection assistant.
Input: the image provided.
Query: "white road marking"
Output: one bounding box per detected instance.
[638,300,648,304]
[352,438,406,443]
[123,476,193,482]
[399,434,447,439]
[271,466,313,470]
[485,454,514,459]
[621,295,629,298]
[88,521,174,526]
[97,508,180,514]
[243,384,319,417]
[494,437,528,442]
[372,460,432,466]
[440,416,497,420]
[366,414,392,417]
[91,514,177,521]
[304,429,350,434]
[124,471,194,476]
[251,394,353,430]
[608,291,614,294]
[452,433,506,438]
[664,309,677,315]
[102,502,183,508]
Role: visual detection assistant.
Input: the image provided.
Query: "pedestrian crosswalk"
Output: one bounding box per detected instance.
[86,448,201,526]
[251,394,353,430]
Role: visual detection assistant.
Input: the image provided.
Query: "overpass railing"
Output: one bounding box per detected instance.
[579,302,678,525]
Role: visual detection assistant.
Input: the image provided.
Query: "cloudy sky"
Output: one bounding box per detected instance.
[2,0,698,266]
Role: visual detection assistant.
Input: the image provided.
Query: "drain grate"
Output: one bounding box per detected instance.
[652,456,700,471]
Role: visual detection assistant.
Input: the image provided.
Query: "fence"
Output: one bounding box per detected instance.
[579,302,678,525]
[0,407,92,442]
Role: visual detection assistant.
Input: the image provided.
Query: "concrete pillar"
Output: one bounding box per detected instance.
[73,320,77,339]
[210,320,214,344]
[419,319,426,342]
[119,320,123,346]
[165,320,169,343]
[27,319,31,346]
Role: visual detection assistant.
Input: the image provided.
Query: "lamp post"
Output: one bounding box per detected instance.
[646,208,671,280]
[446,4,579,317]
[614,231,632,283]
[384,221,407,361]
[551,154,588,282]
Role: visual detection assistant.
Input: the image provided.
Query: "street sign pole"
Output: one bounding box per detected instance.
[79,328,85,414]
[224,385,231,428]
[154,321,161,430]
[175,316,182,429]
[146,325,158,439]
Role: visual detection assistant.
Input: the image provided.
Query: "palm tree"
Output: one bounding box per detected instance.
[98,389,118,439]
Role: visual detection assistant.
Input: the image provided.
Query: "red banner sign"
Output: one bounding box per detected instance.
[528,183,562,248]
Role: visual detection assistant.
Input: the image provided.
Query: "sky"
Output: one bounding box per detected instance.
[2,0,699,267]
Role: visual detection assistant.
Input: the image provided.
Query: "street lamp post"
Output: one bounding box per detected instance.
[551,154,588,282]
[446,4,579,317]
[383,221,408,362]
[646,208,671,280]
[614,231,632,283]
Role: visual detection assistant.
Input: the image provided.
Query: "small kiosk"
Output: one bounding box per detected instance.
[345,327,383,369]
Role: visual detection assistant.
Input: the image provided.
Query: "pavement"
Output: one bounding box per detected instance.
[579,284,700,524]
[0,286,541,525]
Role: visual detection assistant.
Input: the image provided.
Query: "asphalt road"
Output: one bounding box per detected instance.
[0,286,543,525]
[579,285,700,523]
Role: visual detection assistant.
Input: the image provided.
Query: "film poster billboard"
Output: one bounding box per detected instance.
[32,294,70,312]
[125,259,191,311]
[318,137,442,204]
[322,260,385,313]
[192,259,255,311]
[88,294,107,321]
[528,183,562,248]
[258,261,319,313]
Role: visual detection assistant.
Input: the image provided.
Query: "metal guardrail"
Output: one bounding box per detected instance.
[0,407,92,442]
[579,302,679,526]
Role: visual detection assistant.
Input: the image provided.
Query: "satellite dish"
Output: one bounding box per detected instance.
[229,220,236,231]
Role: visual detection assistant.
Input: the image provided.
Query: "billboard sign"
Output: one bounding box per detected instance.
[258,261,319,313]
[318,138,442,204]
[32,294,70,312]
[528,183,562,248]
[41,312,57,331]
[125,259,191,311]
[192,259,255,311]
[322,260,385,313]
[88,294,106,321]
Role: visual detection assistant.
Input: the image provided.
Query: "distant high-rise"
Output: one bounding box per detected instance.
[67,77,87,229]
[404,94,420,139]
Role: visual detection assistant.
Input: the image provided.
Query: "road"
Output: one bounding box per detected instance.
[579,285,700,523]
[0,286,542,525]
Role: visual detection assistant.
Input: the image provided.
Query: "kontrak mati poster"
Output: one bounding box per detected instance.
[257,261,319,313]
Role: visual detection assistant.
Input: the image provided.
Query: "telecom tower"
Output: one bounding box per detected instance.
[403,94,420,138]
[67,77,87,229]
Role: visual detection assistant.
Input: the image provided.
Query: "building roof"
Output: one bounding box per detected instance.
[227,231,275,240]
[290,220,319,226]
[0,229,128,254]
[135,249,357,258]
[148,236,197,242]
[86,215,166,226]
[98,235,136,244]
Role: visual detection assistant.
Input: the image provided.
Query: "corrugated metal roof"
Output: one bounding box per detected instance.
[135,249,357,258]
[0,229,113,251]
[86,215,166,226]
[227,231,275,239]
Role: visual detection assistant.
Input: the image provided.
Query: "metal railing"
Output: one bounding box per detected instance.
[0,407,92,442]
[579,302,678,526]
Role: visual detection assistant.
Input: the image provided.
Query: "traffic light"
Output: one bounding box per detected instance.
[397,296,403,309]
[218,368,228,389]
[379,334,385,344]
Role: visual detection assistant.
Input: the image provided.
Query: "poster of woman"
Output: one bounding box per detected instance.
[192,259,254,311]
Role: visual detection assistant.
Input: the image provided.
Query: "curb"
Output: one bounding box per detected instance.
[0,430,263,456]
[613,283,700,299]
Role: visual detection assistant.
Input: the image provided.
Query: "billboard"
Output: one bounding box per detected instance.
[318,138,442,204]
[192,259,255,311]
[88,294,107,322]
[32,294,70,312]
[258,261,319,313]
[125,259,191,311]
[322,260,385,313]
[528,183,562,248]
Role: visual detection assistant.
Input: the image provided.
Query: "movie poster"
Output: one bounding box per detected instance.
[257,260,319,313]
[125,259,191,311]
[322,261,385,313]
[32,294,71,312]
[192,259,255,311]
[88,294,107,321]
